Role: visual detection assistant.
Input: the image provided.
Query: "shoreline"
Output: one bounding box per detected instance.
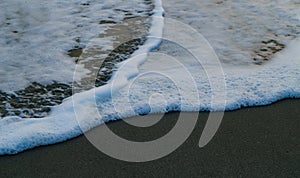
[1,99,299,177]
[1,0,299,157]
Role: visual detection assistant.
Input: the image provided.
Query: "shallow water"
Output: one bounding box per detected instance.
[0,0,152,118]
[162,0,300,65]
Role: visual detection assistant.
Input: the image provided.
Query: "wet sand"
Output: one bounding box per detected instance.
[0,99,299,177]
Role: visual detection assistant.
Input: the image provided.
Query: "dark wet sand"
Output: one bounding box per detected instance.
[0,99,299,177]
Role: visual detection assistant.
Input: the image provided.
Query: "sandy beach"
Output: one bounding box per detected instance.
[0,99,299,177]
[1,1,299,177]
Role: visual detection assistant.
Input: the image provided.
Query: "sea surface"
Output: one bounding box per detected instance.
[0,0,299,154]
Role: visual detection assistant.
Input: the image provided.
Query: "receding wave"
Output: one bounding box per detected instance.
[0,0,299,155]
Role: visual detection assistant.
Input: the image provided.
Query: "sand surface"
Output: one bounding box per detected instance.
[0,99,299,177]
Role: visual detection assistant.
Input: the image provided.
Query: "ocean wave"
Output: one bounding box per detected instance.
[0,0,299,155]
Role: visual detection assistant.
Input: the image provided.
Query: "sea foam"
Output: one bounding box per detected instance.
[0,0,299,155]
[0,0,165,155]
[0,0,149,91]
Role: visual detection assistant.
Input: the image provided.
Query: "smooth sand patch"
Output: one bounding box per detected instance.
[0,99,299,177]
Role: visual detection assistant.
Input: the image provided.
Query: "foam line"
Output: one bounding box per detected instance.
[0,0,165,155]
[0,0,299,155]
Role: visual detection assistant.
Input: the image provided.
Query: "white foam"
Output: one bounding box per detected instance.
[0,0,165,154]
[161,0,300,65]
[0,0,299,155]
[0,0,149,91]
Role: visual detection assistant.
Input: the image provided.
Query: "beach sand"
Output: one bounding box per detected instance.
[0,99,299,177]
